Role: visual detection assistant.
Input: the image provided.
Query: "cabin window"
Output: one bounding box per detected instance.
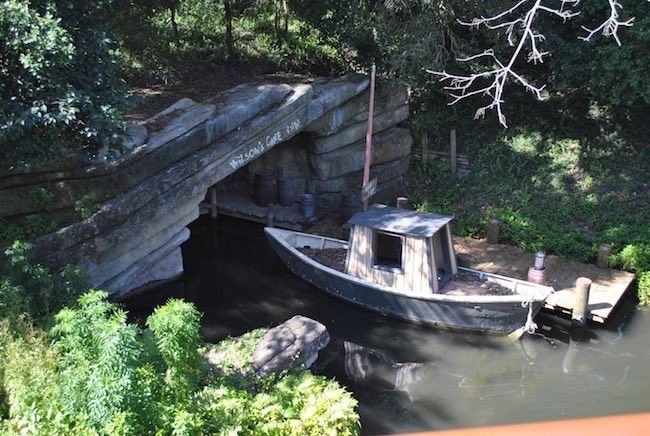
[373,231,403,271]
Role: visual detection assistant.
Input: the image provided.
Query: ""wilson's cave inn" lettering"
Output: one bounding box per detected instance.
[228,118,302,170]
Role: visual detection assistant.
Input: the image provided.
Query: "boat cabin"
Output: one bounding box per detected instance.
[345,206,458,294]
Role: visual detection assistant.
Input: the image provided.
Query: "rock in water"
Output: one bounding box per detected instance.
[251,315,330,376]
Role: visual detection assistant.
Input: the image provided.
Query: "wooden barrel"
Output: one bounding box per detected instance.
[301,193,316,219]
[253,169,277,206]
[277,177,294,206]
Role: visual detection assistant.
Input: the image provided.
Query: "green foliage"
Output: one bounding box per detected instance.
[49,291,145,432]
[609,244,650,275]
[543,0,650,109]
[638,272,650,307]
[202,329,360,435]
[30,188,55,211]
[0,241,85,326]
[1,290,360,434]
[74,194,99,220]
[0,0,130,166]
[146,299,204,410]
[406,125,649,269]
[0,215,58,244]
[0,241,86,424]
[110,0,344,84]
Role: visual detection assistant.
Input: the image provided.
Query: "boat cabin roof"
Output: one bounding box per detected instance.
[347,206,454,238]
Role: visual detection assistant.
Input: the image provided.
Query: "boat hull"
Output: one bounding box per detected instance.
[265,228,548,335]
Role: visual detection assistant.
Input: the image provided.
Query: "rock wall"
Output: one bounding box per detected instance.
[246,81,411,208]
[0,74,411,296]
[306,82,411,207]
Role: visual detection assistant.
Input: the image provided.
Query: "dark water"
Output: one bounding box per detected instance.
[123,216,650,435]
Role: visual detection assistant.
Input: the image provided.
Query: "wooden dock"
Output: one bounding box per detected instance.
[200,191,315,231]
[453,237,636,323]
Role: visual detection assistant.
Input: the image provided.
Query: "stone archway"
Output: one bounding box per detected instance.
[0,74,411,295]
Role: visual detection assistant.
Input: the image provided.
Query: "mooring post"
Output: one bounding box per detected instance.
[449,128,457,175]
[487,219,500,244]
[597,243,612,268]
[266,204,275,228]
[209,187,218,219]
[572,277,592,330]
[527,251,547,284]
[396,197,409,209]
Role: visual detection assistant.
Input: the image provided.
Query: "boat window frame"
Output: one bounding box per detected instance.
[371,230,405,274]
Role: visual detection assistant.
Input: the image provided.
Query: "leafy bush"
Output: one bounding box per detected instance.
[610,244,650,275]
[638,272,650,307]
[1,290,360,434]
[0,241,85,326]
[0,215,58,245]
[202,330,360,436]
[0,0,129,165]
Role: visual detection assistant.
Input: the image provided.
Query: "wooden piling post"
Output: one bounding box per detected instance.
[572,277,592,330]
[396,197,409,209]
[597,243,612,268]
[450,128,457,175]
[209,187,218,219]
[266,205,275,228]
[487,219,500,244]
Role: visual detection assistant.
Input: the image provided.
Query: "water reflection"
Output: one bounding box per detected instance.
[121,216,650,435]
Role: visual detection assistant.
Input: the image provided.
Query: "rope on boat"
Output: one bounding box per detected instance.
[521,299,537,335]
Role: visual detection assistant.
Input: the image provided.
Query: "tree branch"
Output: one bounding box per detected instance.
[428,0,640,127]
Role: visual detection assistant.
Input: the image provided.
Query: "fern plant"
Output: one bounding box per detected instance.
[1,291,360,435]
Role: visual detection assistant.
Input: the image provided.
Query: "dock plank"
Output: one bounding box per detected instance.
[206,191,313,231]
[453,237,635,323]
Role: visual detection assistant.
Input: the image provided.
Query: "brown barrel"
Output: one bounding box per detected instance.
[253,169,277,206]
[277,177,294,206]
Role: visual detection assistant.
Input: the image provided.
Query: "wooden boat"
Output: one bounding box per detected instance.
[265,206,553,335]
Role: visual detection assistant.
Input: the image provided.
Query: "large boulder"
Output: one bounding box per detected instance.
[251,315,330,376]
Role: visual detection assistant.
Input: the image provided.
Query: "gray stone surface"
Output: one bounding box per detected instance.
[117,247,185,295]
[306,82,408,136]
[311,104,409,155]
[246,134,311,179]
[251,315,330,376]
[103,229,189,295]
[144,98,216,151]
[313,156,410,194]
[317,174,407,209]
[0,84,290,218]
[309,127,412,180]
[80,205,199,287]
[8,75,409,296]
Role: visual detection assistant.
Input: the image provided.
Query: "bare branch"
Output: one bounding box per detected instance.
[428,0,639,127]
[579,0,635,46]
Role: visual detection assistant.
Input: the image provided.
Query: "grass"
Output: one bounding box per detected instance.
[405,107,649,299]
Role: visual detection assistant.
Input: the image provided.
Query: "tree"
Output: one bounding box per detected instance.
[0,0,130,166]
[429,0,646,127]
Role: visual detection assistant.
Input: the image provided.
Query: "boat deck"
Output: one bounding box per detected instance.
[440,274,515,297]
[454,237,636,323]
[298,248,517,297]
